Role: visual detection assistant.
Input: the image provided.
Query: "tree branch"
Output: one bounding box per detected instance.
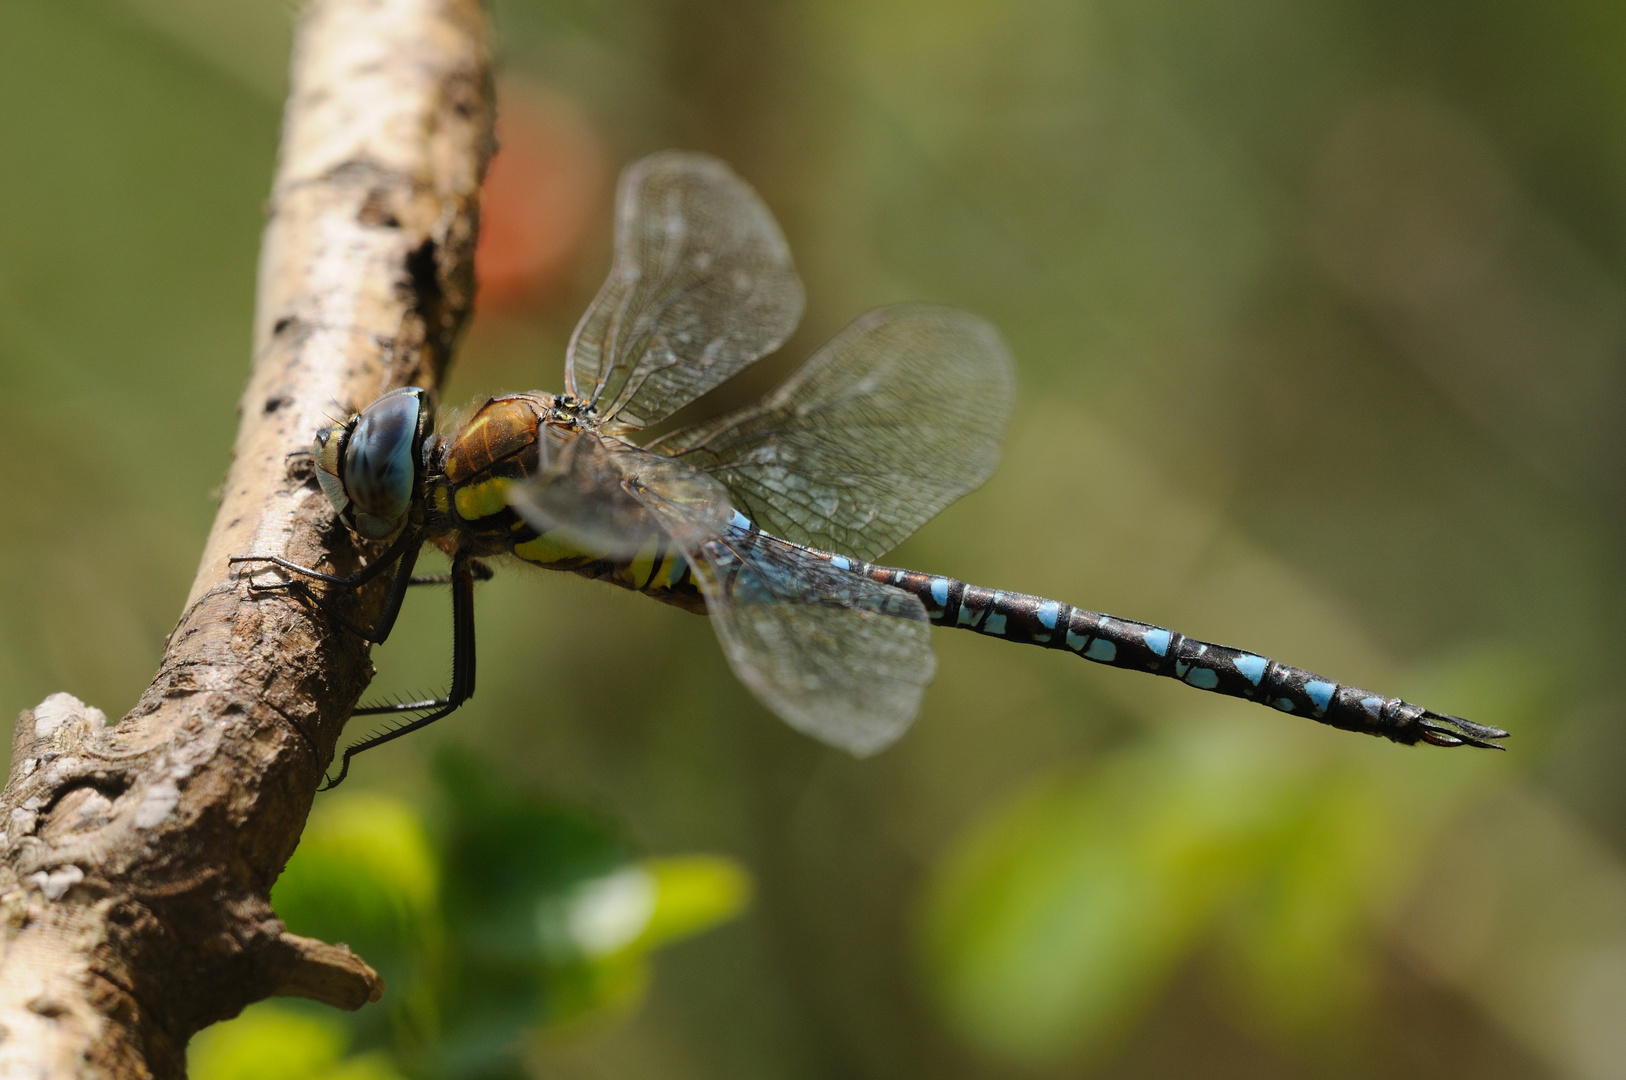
[0,2,494,1076]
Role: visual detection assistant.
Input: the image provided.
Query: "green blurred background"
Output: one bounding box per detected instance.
[4,0,1626,1077]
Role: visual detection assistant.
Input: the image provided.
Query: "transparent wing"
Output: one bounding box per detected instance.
[684,528,935,756]
[506,428,732,559]
[511,433,937,755]
[649,304,1014,561]
[566,151,805,429]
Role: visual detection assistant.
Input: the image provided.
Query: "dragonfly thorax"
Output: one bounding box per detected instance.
[427,394,560,547]
[548,392,595,421]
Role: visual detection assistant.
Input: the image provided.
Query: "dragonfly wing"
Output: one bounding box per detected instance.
[506,429,733,558]
[686,529,935,755]
[508,430,937,756]
[650,304,1014,561]
[566,151,805,429]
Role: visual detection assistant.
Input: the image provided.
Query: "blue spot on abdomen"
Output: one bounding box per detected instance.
[1036,601,1060,629]
[1234,653,1267,686]
[1085,638,1116,662]
[1143,628,1172,656]
[1304,680,1336,715]
[1184,667,1220,689]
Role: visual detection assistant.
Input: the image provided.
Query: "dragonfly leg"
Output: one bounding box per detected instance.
[321,551,478,790]
[406,559,493,587]
[254,579,384,642]
[238,535,424,645]
[229,526,420,590]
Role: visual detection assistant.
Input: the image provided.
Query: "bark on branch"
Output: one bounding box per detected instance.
[0,2,494,1075]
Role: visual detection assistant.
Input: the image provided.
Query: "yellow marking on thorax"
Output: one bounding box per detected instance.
[432,485,451,514]
[463,412,495,456]
[454,476,511,522]
[513,530,594,566]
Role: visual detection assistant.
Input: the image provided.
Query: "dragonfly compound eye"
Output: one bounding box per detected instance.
[341,387,427,539]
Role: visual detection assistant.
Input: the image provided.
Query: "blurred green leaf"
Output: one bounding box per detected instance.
[535,855,753,1026]
[273,792,442,977]
[275,793,440,934]
[196,755,757,1080]
[436,747,630,928]
[923,646,1546,1063]
[190,1004,409,1080]
[921,728,1302,1063]
[537,855,752,961]
[425,747,752,1071]
[540,865,658,962]
[639,855,753,950]
[273,793,445,1055]
[316,1057,412,1080]
[190,1005,344,1080]
[1217,647,1545,1043]
[537,946,654,1031]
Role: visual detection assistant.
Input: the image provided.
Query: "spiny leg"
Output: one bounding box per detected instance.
[321,552,480,790]
[407,559,493,587]
[230,525,420,592]
[232,534,486,787]
[338,560,493,711]
[233,531,424,645]
[850,559,1509,749]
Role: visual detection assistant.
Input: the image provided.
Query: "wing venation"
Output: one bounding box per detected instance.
[510,433,937,755]
[686,529,935,755]
[651,303,1014,560]
[566,151,804,429]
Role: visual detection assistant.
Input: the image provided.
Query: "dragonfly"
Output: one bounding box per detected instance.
[232,150,1508,788]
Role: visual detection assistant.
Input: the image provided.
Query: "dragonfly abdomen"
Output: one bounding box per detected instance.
[853,561,1506,750]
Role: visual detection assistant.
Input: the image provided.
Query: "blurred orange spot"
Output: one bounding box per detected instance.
[476,80,609,311]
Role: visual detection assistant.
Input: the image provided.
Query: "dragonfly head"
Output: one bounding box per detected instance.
[313,386,434,540]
